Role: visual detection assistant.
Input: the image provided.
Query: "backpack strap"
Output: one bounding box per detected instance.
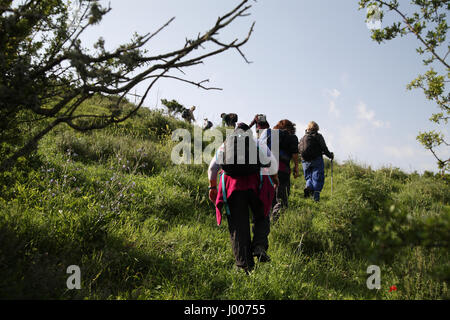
[268,174,274,187]
[259,171,274,191]
[259,171,263,190]
[267,129,272,150]
[221,173,231,216]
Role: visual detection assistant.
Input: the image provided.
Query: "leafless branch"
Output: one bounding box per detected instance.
[1,0,256,172]
[143,75,222,91]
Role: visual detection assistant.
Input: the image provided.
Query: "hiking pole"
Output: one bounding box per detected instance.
[330,159,333,197]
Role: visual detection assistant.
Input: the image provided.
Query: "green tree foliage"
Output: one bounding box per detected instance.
[161,99,186,117]
[359,0,449,173]
[0,0,255,172]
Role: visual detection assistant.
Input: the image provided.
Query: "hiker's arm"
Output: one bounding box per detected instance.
[208,158,219,203]
[208,145,225,202]
[289,135,299,178]
[292,153,299,178]
[270,173,279,189]
[318,134,333,159]
[208,154,221,183]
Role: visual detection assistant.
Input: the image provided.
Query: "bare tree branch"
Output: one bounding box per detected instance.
[0,0,256,172]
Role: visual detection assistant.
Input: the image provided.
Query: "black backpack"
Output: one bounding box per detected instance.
[299,132,322,161]
[219,130,262,177]
[266,129,291,163]
[181,109,190,119]
[267,129,292,149]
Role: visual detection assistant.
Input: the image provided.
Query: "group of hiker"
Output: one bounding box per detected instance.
[180,106,237,132]
[206,113,334,273]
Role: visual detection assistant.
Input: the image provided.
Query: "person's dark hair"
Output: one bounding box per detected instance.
[257,121,270,129]
[273,119,296,134]
[236,122,250,131]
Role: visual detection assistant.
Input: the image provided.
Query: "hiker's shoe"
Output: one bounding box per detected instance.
[313,191,320,202]
[252,246,271,263]
[236,265,253,275]
[270,212,280,223]
[304,187,312,198]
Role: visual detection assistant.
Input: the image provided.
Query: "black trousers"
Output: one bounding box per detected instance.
[271,171,291,219]
[226,190,270,270]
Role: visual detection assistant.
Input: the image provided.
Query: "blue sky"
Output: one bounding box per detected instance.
[83,0,449,173]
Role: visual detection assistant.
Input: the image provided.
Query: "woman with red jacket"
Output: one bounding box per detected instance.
[208,123,279,273]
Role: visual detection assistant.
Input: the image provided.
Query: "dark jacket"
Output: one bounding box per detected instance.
[300,130,333,160]
[266,129,298,173]
[316,132,333,159]
[222,113,238,127]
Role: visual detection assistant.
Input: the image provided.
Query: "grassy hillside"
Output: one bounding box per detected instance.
[0,101,449,300]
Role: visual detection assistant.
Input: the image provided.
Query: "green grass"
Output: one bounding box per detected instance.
[0,104,448,300]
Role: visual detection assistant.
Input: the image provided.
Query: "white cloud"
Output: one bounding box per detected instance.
[357,102,375,121]
[356,101,387,128]
[338,124,365,150]
[326,88,341,99]
[325,88,341,118]
[294,121,308,135]
[329,100,340,117]
[340,73,350,88]
[318,123,367,165]
[383,146,416,159]
[382,144,442,173]
[319,126,336,152]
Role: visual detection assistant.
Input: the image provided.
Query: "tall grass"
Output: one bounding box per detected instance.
[0,104,448,300]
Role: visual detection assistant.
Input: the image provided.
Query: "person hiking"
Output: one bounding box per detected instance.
[208,122,279,273]
[298,121,334,202]
[268,120,299,222]
[203,118,213,131]
[182,106,196,124]
[249,114,270,138]
[221,113,238,128]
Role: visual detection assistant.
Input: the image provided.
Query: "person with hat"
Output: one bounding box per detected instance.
[249,114,270,139]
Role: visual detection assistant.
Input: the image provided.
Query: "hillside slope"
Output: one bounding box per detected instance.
[0,104,449,299]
